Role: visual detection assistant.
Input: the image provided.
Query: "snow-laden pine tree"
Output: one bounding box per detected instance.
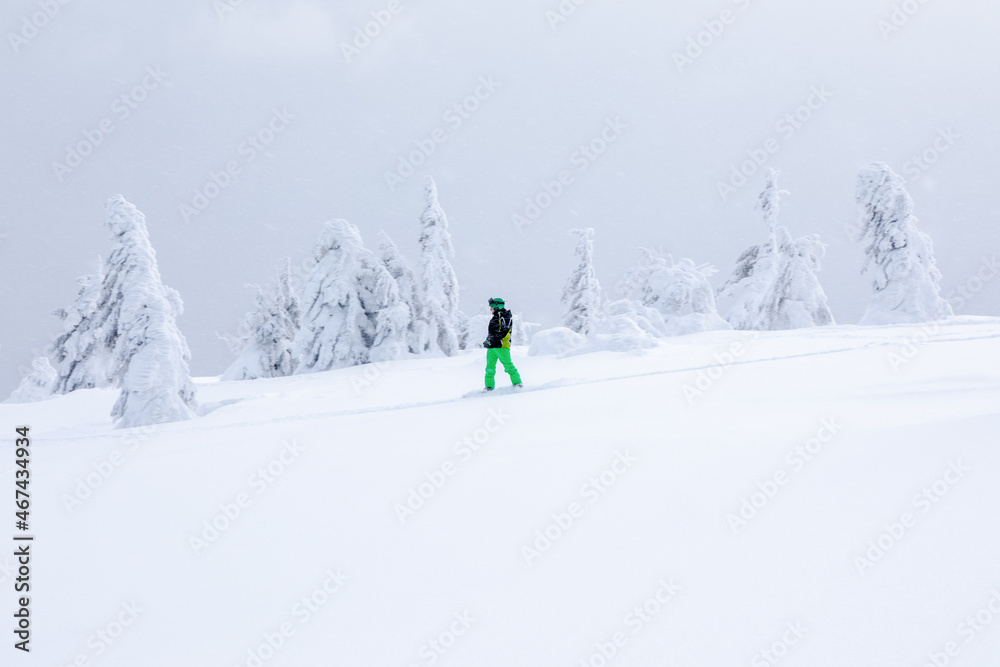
[295,220,410,371]
[855,162,952,324]
[417,177,462,355]
[101,196,198,428]
[561,228,602,336]
[275,257,301,332]
[771,229,834,328]
[721,169,835,330]
[222,259,302,381]
[620,251,730,336]
[50,261,111,393]
[6,357,57,403]
[378,230,426,354]
[511,313,540,346]
[454,310,471,351]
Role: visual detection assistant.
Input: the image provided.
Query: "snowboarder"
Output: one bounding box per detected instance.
[482,297,522,391]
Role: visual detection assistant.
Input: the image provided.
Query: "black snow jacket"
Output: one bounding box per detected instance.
[484,309,513,349]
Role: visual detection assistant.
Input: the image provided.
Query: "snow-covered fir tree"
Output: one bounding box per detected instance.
[417,177,463,355]
[378,230,425,354]
[561,228,602,337]
[619,251,730,336]
[50,260,111,393]
[101,196,198,428]
[466,306,492,347]
[223,259,301,381]
[454,310,471,351]
[295,219,410,372]
[721,169,835,330]
[772,229,834,328]
[511,312,540,346]
[275,257,301,332]
[6,357,56,403]
[854,162,953,324]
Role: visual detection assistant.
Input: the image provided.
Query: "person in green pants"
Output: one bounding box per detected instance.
[482,297,522,391]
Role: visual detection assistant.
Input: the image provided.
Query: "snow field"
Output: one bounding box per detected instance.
[4,318,1000,666]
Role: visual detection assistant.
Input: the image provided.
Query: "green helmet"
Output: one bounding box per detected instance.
[488,297,505,309]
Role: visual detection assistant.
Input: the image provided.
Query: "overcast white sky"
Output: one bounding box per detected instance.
[1,0,998,391]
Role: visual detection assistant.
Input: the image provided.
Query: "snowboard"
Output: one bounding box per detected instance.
[463,385,526,398]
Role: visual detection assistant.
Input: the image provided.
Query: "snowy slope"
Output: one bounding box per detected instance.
[5,318,1000,667]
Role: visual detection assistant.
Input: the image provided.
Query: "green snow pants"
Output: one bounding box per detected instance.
[485,347,521,389]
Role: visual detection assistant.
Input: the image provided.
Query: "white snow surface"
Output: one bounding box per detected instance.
[5,318,1000,666]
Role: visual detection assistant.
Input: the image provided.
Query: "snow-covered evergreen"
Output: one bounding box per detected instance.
[561,228,602,337]
[721,169,835,330]
[855,162,953,325]
[454,310,471,352]
[101,196,198,428]
[417,177,462,356]
[511,312,540,346]
[466,307,492,349]
[50,261,111,394]
[378,230,425,354]
[295,219,410,372]
[275,257,302,332]
[772,229,835,328]
[223,259,302,381]
[6,356,56,403]
[619,251,730,336]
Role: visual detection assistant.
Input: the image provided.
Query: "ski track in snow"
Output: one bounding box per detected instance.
[37,326,1000,442]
